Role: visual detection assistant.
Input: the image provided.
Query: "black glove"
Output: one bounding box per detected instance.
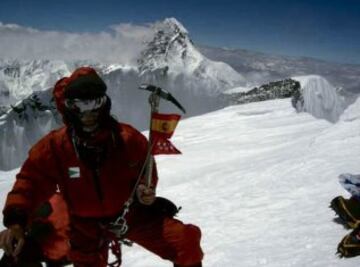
[149,197,181,217]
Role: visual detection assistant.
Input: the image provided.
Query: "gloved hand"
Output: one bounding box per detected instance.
[136,184,156,205]
[0,224,25,258]
[337,227,360,258]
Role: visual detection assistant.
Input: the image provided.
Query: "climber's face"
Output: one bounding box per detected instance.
[65,96,107,132]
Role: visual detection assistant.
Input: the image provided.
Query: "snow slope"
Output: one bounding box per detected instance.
[1,97,360,266]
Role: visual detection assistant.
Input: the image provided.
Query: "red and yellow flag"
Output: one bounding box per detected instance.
[150,113,181,155]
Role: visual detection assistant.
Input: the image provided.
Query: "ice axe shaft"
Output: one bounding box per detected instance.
[139,84,185,187]
[145,92,159,188]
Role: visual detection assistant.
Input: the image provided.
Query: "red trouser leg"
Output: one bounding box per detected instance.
[67,208,203,267]
[68,217,108,267]
[126,209,204,267]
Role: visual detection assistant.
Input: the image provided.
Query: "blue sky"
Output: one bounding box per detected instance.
[0,0,359,64]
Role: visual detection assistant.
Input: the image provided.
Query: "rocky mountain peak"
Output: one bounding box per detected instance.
[137,17,200,75]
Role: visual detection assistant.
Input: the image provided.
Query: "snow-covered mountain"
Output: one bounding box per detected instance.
[0,89,60,170]
[138,18,245,96]
[1,97,360,266]
[0,18,244,110]
[0,59,71,107]
[0,18,246,170]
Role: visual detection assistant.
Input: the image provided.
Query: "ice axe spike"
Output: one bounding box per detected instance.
[138,84,186,114]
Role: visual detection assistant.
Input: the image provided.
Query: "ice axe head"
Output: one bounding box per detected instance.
[139,84,186,114]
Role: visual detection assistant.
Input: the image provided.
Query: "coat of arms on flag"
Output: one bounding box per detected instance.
[150,113,181,155]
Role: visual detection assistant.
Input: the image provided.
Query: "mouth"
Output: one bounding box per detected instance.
[79,111,100,130]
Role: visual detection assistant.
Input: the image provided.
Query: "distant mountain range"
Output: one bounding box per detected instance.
[199,45,360,94]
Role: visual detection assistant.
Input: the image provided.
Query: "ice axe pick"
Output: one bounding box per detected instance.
[138,84,186,114]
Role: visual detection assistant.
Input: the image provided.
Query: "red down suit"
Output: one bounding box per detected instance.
[3,123,203,266]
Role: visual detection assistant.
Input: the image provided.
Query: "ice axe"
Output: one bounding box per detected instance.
[139,84,186,187]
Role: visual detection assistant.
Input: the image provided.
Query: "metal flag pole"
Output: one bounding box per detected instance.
[146,91,160,187]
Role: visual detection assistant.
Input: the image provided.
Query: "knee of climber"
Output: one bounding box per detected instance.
[174,224,204,266]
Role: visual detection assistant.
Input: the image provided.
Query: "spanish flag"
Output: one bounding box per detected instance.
[150,113,181,155]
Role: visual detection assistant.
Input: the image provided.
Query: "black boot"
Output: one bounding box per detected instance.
[337,226,360,258]
[330,196,360,229]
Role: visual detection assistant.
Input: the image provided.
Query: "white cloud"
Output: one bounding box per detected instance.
[0,22,156,65]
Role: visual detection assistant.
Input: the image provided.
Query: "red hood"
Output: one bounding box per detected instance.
[53,67,103,116]
[53,77,70,116]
